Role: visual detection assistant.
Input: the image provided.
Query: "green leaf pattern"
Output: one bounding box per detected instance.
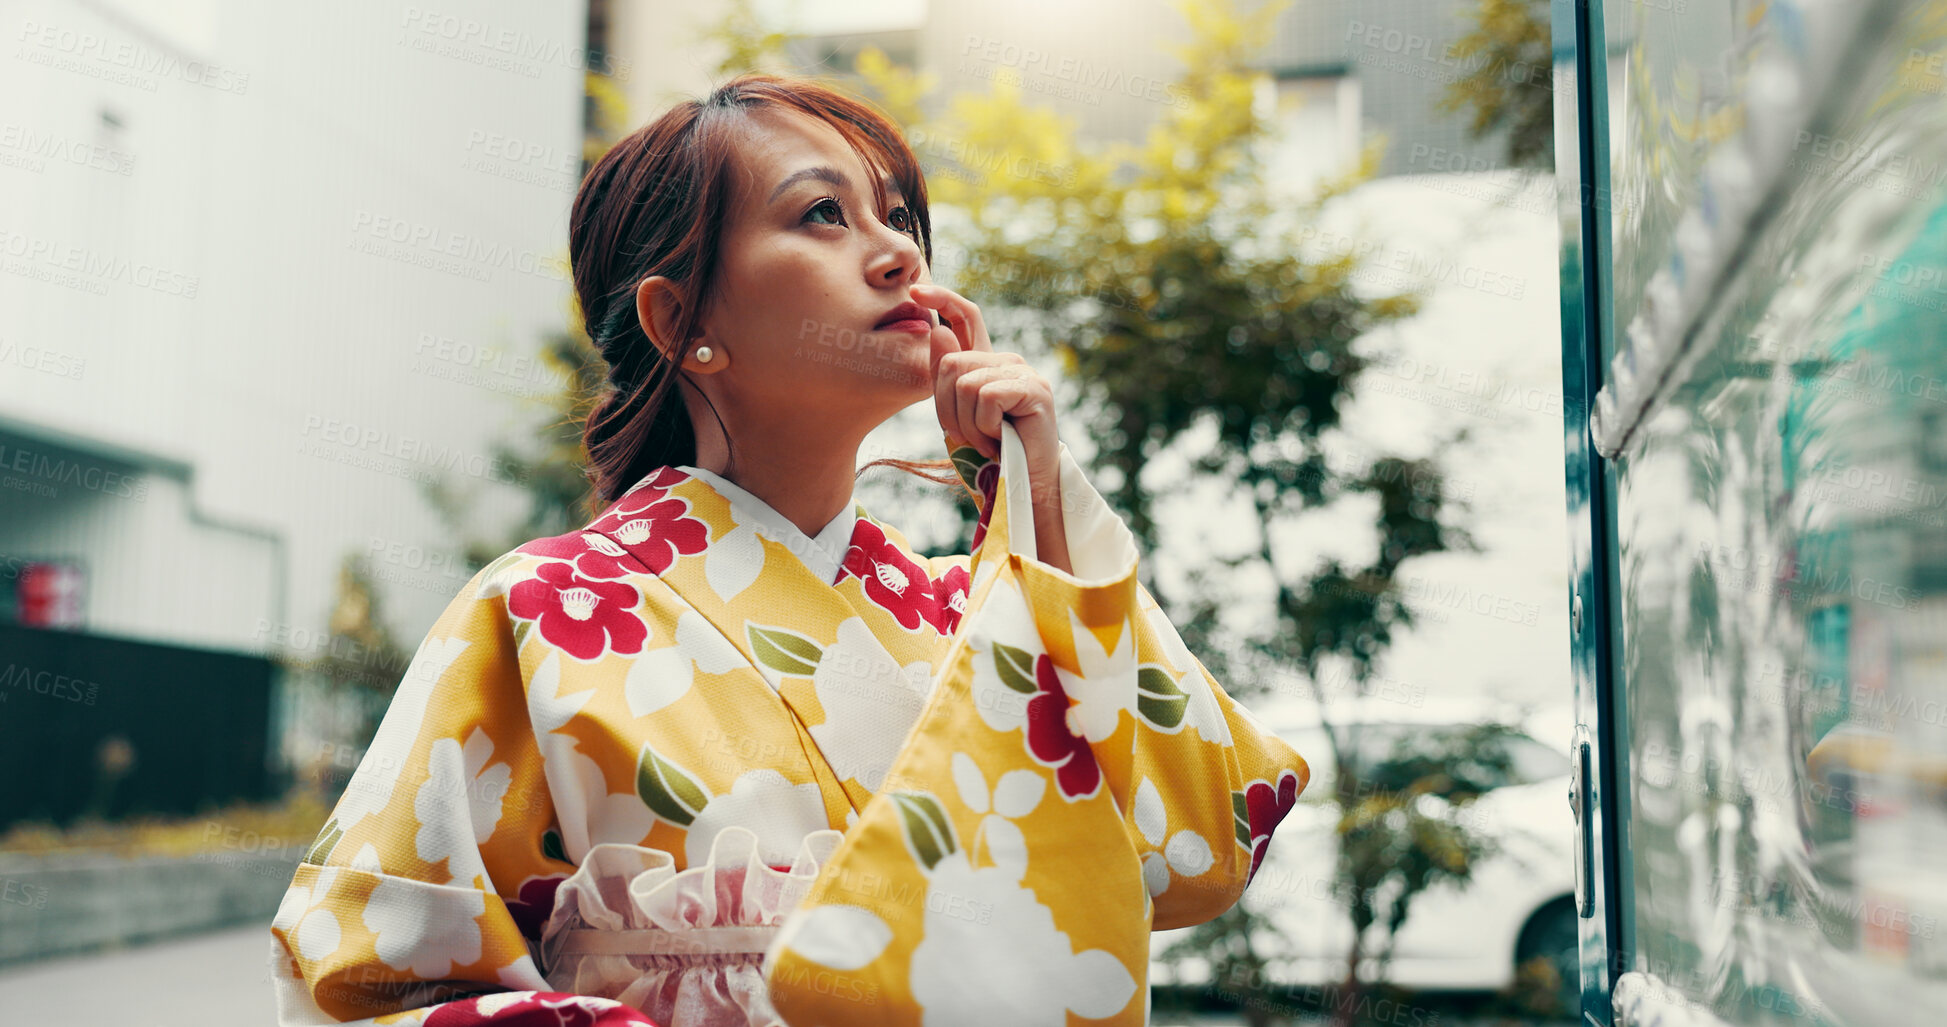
[891,791,958,871]
[303,818,342,867]
[992,642,1038,695]
[1136,665,1188,730]
[747,623,824,677]
[949,446,990,492]
[636,743,712,827]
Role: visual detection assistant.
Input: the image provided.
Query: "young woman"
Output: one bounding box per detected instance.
[270,74,1308,1027]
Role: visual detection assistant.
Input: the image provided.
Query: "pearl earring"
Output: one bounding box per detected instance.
[695,346,713,364]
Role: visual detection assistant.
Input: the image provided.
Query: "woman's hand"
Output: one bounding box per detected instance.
[912,282,1071,574]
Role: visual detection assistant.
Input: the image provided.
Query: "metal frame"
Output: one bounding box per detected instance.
[1552,0,1632,1021]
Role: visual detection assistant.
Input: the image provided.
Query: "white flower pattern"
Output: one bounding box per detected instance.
[705,520,766,603]
[547,747,657,861]
[626,609,744,716]
[272,867,343,963]
[773,904,895,972]
[908,855,1135,1025]
[1055,609,1136,744]
[808,617,933,790]
[907,751,1137,1024]
[366,875,485,979]
[333,634,471,836]
[1133,776,1214,897]
[414,727,510,887]
[685,768,827,867]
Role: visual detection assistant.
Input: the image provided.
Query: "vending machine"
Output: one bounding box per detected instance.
[1554,0,1947,1022]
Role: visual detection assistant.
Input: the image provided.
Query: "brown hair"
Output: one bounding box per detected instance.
[570,73,958,505]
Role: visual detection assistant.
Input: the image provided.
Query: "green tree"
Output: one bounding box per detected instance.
[277,552,411,800]
[838,4,1496,1023]
[702,0,796,79]
[1441,0,1555,170]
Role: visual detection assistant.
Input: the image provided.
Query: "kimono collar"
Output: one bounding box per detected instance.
[676,465,862,585]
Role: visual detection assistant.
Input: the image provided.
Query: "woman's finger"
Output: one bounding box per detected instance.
[934,352,967,452]
[974,378,1030,441]
[926,311,961,375]
[960,364,1044,458]
[978,370,1050,436]
[937,355,995,459]
[954,360,1000,459]
[911,282,991,353]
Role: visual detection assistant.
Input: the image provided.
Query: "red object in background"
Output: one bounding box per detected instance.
[18,561,84,627]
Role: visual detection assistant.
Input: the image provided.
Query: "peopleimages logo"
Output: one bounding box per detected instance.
[348,210,569,284]
[959,35,1190,110]
[0,123,135,176]
[15,20,250,94]
[398,7,631,79]
[0,228,199,297]
[0,442,149,501]
[298,414,529,488]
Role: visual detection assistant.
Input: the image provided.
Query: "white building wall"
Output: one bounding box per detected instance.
[1,0,587,655]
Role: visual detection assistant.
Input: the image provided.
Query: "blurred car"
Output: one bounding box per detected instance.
[1154,696,1577,1003]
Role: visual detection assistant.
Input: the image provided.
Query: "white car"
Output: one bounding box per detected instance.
[1154,696,1577,1004]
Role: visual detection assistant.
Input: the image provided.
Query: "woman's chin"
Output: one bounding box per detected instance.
[866,346,937,393]
[806,352,933,400]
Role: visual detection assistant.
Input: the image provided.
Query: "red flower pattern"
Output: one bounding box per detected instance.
[1243,770,1302,882]
[840,520,942,632]
[509,561,648,661]
[933,564,971,636]
[424,992,656,1027]
[591,496,709,575]
[608,466,690,518]
[1024,653,1101,800]
[516,532,637,581]
[503,873,567,941]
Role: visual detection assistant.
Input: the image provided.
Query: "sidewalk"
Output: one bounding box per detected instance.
[0,923,275,1027]
[0,925,1573,1026]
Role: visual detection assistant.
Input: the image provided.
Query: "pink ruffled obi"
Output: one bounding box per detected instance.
[537,826,846,1027]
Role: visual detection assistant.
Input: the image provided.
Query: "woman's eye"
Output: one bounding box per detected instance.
[805,198,845,226]
[806,197,917,240]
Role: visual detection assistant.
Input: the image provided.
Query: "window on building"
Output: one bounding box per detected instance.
[1256,70,1362,192]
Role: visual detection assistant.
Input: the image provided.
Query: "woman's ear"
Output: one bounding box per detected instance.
[636,275,728,374]
[635,275,685,361]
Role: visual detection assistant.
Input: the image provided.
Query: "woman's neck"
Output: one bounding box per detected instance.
[684,387,864,538]
[699,445,859,539]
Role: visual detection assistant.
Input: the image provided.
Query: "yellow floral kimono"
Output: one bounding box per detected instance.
[269,423,1309,1027]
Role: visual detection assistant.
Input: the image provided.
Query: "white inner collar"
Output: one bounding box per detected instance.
[677,466,859,584]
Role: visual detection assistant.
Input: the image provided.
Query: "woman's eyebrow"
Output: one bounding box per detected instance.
[768,165,900,204]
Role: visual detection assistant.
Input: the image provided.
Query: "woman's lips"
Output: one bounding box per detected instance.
[876,318,933,335]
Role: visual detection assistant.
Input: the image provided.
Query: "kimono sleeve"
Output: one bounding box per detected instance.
[762,425,1308,1026]
[268,559,655,1027]
[961,428,1312,927]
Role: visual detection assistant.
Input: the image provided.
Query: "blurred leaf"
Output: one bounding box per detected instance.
[1440,0,1555,170]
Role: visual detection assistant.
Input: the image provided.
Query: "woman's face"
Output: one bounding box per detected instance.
[689,106,938,431]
